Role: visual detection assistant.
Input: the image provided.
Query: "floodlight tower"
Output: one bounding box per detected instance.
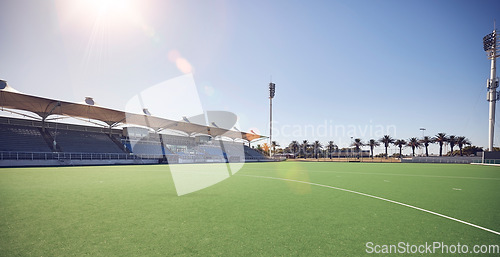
[420,127,426,137]
[269,82,276,157]
[483,26,500,151]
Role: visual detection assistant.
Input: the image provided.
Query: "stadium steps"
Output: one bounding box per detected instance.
[108,134,131,153]
[38,127,63,152]
[161,143,175,155]
[158,134,167,158]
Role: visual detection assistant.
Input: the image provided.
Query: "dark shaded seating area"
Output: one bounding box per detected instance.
[0,117,267,161]
[0,124,51,152]
[49,129,124,153]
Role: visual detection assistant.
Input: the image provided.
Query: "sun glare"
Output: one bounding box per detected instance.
[60,0,138,23]
[56,0,155,38]
[86,0,134,16]
[54,0,151,75]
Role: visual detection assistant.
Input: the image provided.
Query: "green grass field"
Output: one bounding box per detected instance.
[1,162,499,256]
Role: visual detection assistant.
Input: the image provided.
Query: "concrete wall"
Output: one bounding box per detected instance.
[402,156,482,164]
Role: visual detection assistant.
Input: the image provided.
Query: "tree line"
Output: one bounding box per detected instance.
[256,133,483,158]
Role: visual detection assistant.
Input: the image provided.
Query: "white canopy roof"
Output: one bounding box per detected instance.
[0,81,264,142]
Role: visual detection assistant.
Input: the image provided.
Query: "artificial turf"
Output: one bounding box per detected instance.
[0,162,499,256]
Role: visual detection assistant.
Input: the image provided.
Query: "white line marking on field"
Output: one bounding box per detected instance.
[249,167,500,181]
[471,163,500,167]
[239,174,500,236]
[333,172,500,181]
[384,180,390,182]
[452,188,462,191]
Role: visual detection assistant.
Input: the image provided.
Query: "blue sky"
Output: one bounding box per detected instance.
[1,0,500,155]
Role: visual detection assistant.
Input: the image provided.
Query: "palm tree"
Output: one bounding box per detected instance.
[289,141,300,158]
[368,139,380,159]
[351,138,364,158]
[419,136,433,157]
[434,133,448,157]
[301,140,309,159]
[312,140,322,159]
[271,141,279,157]
[448,135,457,156]
[407,137,420,157]
[326,141,336,159]
[456,136,471,156]
[379,135,395,158]
[394,139,407,158]
[463,145,482,156]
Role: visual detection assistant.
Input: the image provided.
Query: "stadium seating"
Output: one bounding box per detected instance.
[49,128,125,153]
[244,146,267,159]
[198,145,224,157]
[122,134,175,156]
[0,117,267,162]
[0,124,52,152]
[127,141,165,155]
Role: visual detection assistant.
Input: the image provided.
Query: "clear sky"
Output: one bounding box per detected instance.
[1,0,500,155]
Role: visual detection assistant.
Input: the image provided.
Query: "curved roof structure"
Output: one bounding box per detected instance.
[0,81,265,142]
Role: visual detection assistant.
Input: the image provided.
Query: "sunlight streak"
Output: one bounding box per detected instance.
[55,0,158,76]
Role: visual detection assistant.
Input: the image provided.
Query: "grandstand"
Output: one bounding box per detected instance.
[49,128,124,153]
[0,81,268,167]
[0,117,268,167]
[0,123,52,152]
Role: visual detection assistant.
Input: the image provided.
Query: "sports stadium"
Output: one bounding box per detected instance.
[1,80,500,256]
[2,1,500,256]
[0,80,268,166]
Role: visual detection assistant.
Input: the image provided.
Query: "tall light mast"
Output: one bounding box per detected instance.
[483,26,500,151]
[269,82,275,157]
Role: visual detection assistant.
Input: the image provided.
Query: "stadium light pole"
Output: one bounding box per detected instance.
[420,127,426,138]
[483,24,500,151]
[269,82,276,158]
[419,128,426,156]
[350,136,353,160]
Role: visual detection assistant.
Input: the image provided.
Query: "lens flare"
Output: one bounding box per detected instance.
[277,166,311,195]
[168,50,194,74]
[176,58,193,74]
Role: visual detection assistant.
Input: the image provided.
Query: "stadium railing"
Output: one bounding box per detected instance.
[402,156,482,164]
[0,151,140,161]
[471,159,500,165]
[0,151,250,163]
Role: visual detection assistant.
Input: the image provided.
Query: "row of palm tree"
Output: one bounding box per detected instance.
[287,140,334,159]
[371,133,471,157]
[282,133,471,159]
[420,133,471,157]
